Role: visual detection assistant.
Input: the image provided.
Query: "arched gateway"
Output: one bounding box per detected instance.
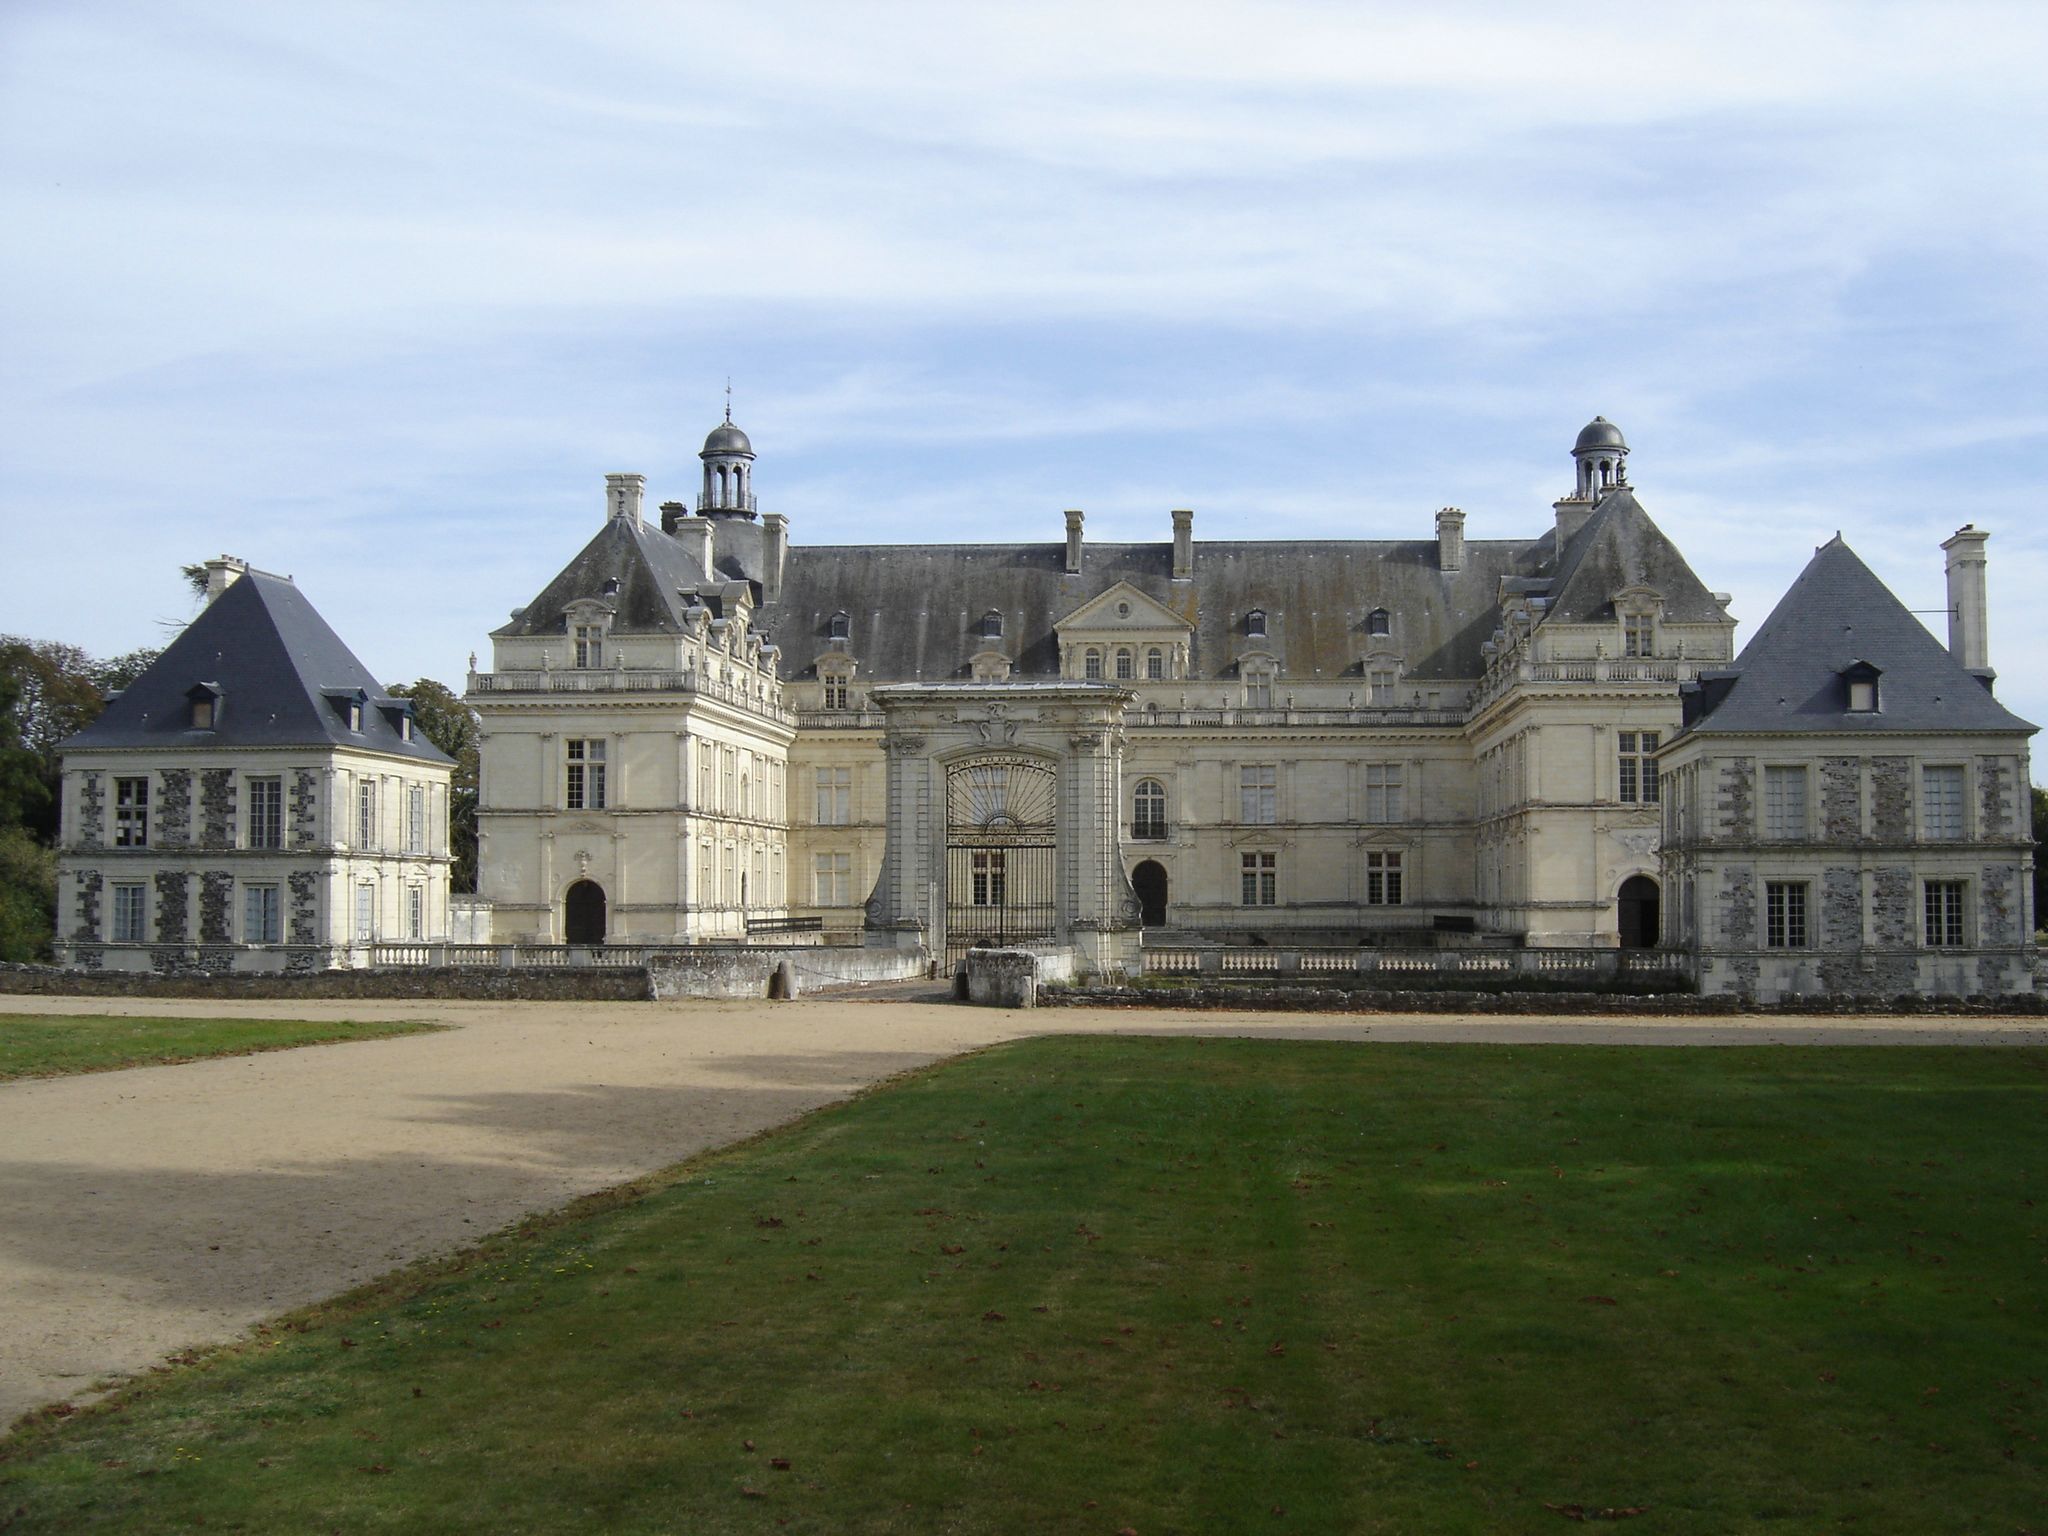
[944,756,1058,966]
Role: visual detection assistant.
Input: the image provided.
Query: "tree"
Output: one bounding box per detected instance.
[0,827,54,963]
[2034,785,2047,937]
[390,678,480,894]
[0,637,109,843]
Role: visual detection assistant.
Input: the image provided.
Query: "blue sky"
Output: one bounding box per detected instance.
[4,2,2045,744]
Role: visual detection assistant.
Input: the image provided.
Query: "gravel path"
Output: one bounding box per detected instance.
[2,994,2041,1429]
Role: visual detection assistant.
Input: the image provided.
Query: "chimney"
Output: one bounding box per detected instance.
[1436,507,1465,573]
[1553,494,1593,559]
[658,500,687,535]
[605,473,645,527]
[1172,508,1193,581]
[1065,508,1084,574]
[202,555,246,604]
[1941,523,1991,673]
[673,514,715,579]
[760,512,788,604]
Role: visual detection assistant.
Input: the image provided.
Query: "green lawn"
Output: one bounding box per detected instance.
[0,1013,440,1079]
[2,1039,2043,1533]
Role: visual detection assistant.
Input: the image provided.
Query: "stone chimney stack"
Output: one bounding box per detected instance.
[1172,508,1193,581]
[1553,494,1594,559]
[202,555,247,604]
[673,514,715,580]
[760,512,788,604]
[1941,523,1991,673]
[1065,509,1084,574]
[1436,507,1465,573]
[605,473,645,527]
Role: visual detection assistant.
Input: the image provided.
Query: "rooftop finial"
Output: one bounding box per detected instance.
[725,376,732,424]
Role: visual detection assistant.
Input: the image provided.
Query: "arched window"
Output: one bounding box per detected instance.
[1115,648,1133,680]
[1366,607,1391,637]
[1132,779,1167,839]
[1146,647,1164,680]
[1084,649,1103,680]
[1246,609,1267,638]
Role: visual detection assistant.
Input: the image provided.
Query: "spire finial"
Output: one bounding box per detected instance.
[725,377,732,423]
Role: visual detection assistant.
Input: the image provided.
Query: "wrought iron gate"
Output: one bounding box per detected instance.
[943,756,1058,968]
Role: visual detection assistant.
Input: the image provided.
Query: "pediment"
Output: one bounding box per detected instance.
[1053,581,1191,636]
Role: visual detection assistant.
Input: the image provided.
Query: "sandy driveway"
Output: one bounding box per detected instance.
[2,994,2042,1429]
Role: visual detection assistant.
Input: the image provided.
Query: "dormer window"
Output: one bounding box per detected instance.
[1084,648,1103,680]
[981,610,1004,640]
[186,683,220,730]
[1246,609,1267,639]
[399,713,414,743]
[1622,614,1654,658]
[828,611,851,641]
[349,702,363,732]
[574,625,603,668]
[1366,607,1391,638]
[819,661,852,710]
[1843,660,1882,713]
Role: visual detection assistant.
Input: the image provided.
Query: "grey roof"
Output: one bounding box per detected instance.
[62,570,453,762]
[1574,416,1627,452]
[1678,536,2035,737]
[1545,489,1726,624]
[702,419,753,457]
[495,517,751,638]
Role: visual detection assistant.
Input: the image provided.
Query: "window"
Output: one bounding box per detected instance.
[245,884,281,944]
[1246,609,1267,638]
[1084,649,1103,680]
[1618,731,1661,804]
[1244,668,1273,710]
[1240,764,1276,824]
[357,780,378,849]
[354,883,374,942]
[1368,668,1397,704]
[1764,881,1808,949]
[1146,647,1164,680]
[566,739,606,810]
[1365,850,1404,906]
[821,672,849,709]
[981,610,1004,639]
[193,697,216,729]
[1763,766,1807,840]
[1240,851,1277,906]
[814,852,852,906]
[1623,614,1654,658]
[1115,648,1133,680]
[1924,880,1966,947]
[1365,764,1404,823]
[1132,779,1167,839]
[1922,765,1964,840]
[407,885,425,940]
[112,882,147,942]
[406,785,426,854]
[114,777,149,847]
[1848,679,1877,711]
[971,849,1006,906]
[815,767,852,826]
[248,776,283,849]
[1366,607,1391,638]
[574,624,603,669]
[828,611,850,641]
[347,701,362,733]
[399,714,413,743]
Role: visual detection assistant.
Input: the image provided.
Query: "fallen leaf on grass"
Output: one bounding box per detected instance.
[1543,1503,1648,1521]
[983,1310,1006,1323]
[771,1457,791,1471]
[1580,1296,1618,1307]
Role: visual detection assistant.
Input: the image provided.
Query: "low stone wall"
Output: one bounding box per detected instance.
[647,945,928,1001]
[1042,983,2048,1016]
[0,962,651,1002]
[965,949,1043,1008]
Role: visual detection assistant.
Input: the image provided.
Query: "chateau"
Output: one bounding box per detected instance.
[469,414,1746,972]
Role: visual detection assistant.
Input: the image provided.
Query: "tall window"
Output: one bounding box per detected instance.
[1244,668,1273,709]
[1922,765,1964,840]
[821,670,849,709]
[248,776,283,849]
[1618,731,1661,804]
[1923,880,1966,947]
[354,883,374,942]
[566,739,606,810]
[1240,851,1277,906]
[1365,850,1404,905]
[1084,649,1103,680]
[1240,764,1276,824]
[1132,779,1167,839]
[1622,614,1654,657]
[971,849,1006,906]
[406,785,426,854]
[1365,764,1404,823]
[1763,766,1807,840]
[1765,881,1808,949]
[816,766,852,825]
[114,777,149,847]
[1146,648,1164,680]
[814,852,852,906]
[1368,668,1397,704]
[1246,609,1267,638]
[112,883,147,942]
[574,624,603,669]
[407,885,425,940]
[245,884,281,944]
[357,780,378,849]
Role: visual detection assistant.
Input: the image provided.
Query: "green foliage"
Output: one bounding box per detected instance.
[389,679,479,893]
[5,1039,2043,1531]
[0,1014,440,1079]
[0,828,55,962]
[2033,785,2046,935]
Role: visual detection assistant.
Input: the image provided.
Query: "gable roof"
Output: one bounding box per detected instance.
[60,570,453,763]
[1545,489,1728,624]
[1679,536,2034,737]
[494,515,744,637]
[1052,580,1192,634]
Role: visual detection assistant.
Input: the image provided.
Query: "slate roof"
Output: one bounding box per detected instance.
[61,570,454,763]
[1678,536,2034,737]
[1545,489,1727,625]
[494,517,755,636]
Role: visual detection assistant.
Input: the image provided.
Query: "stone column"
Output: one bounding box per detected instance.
[864,733,929,949]
[1064,723,1143,975]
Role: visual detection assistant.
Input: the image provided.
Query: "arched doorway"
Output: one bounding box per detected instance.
[1617,875,1660,949]
[943,756,1057,968]
[1131,860,1168,928]
[564,880,607,945]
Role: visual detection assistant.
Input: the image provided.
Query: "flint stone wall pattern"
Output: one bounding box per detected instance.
[78,772,104,847]
[1715,756,1755,840]
[200,769,236,849]
[1976,756,2013,840]
[198,870,234,943]
[74,869,102,941]
[1981,863,2019,945]
[1820,757,1862,841]
[288,870,319,944]
[157,769,192,848]
[153,871,188,943]
[1821,866,1862,950]
[1870,757,1911,842]
[0,963,654,1001]
[1719,864,1756,947]
[291,770,320,847]
[1872,865,1914,948]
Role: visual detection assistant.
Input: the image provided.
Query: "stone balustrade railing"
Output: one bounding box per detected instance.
[1142,945,1692,981]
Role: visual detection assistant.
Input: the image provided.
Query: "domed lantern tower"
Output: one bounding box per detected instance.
[1572,416,1629,500]
[699,406,757,518]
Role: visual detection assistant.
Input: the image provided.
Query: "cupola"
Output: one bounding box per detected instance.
[1571,416,1629,501]
[699,403,758,519]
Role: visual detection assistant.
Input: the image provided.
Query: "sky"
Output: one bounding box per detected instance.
[3,1,2045,747]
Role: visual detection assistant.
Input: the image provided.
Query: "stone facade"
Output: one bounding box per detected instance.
[199,768,235,849]
[157,768,192,848]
